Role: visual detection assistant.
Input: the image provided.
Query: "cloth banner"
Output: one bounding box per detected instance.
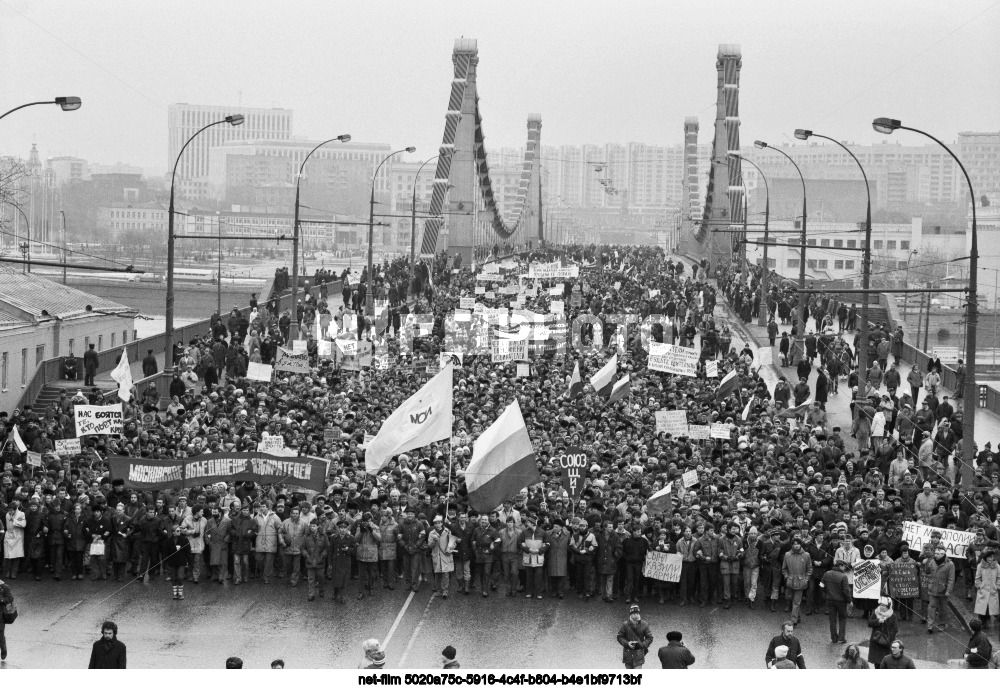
[275,348,310,374]
[246,362,273,382]
[110,349,133,402]
[642,551,682,582]
[853,559,882,599]
[75,404,123,436]
[901,521,976,559]
[527,265,579,279]
[109,453,328,492]
[553,446,587,501]
[647,342,698,377]
[655,410,688,437]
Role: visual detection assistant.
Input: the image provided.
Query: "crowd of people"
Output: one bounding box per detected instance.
[1,243,1000,669]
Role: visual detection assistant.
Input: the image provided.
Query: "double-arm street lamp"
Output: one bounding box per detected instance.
[291,134,352,338]
[795,129,873,396]
[874,117,979,487]
[165,114,244,370]
[729,153,771,326]
[367,147,415,315]
[755,140,807,359]
[0,96,81,122]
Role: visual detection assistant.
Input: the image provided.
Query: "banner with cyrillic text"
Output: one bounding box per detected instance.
[901,521,976,560]
[109,453,328,492]
[642,551,682,582]
[75,404,123,436]
[647,342,698,377]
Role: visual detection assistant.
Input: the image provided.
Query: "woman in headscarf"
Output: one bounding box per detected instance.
[867,597,898,667]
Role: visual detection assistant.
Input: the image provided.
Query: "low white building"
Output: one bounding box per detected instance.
[0,273,136,414]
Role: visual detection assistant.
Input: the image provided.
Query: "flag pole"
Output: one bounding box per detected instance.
[446,414,454,518]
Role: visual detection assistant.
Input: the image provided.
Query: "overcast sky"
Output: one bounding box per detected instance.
[1,0,997,175]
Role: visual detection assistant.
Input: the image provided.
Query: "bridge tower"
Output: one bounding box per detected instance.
[445,38,481,265]
[677,116,702,258]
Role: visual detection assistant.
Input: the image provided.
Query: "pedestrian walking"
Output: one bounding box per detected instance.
[88,621,126,669]
[867,597,897,667]
[765,622,806,669]
[657,631,695,668]
[616,604,652,669]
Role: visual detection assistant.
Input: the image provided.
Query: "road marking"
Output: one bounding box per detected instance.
[69,600,84,610]
[382,588,417,651]
[398,591,438,667]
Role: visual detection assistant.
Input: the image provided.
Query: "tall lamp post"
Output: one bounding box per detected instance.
[874,117,978,488]
[368,147,415,315]
[166,114,244,371]
[0,96,81,122]
[755,140,807,360]
[730,153,771,326]
[291,134,352,338]
[902,249,919,320]
[410,154,443,300]
[795,129,872,396]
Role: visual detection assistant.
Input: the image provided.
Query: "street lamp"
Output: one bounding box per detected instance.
[165,113,244,370]
[0,96,82,122]
[410,154,445,300]
[755,139,808,360]
[730,153,771,326]
[873,117,979,487]
[368,147,415,315]
[291,134,352,338]
[795,128,873,396]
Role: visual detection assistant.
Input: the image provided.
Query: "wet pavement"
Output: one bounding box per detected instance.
[0,575,967,669]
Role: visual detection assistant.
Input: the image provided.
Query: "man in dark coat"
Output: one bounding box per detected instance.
[764,621,806,668]
[141,350,158,377]
[616,604,652,669]
[83,344,99,386]
[88,621,126,669]
[657,630,696,668]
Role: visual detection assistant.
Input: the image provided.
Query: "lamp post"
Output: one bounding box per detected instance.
[291,134,352,338]
[166,114,244,371]
[903,249,919,320]
[874,117,978,487]
[755,140,807,360]
[368,147,415,315]
[0,96,81,122]
[411,154,443,300]
[795,129,872,396]
[730,154,771,326]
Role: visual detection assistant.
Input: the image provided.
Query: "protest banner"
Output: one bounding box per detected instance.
[887,559,920,599]
[642,551,682,583]
[75,404,123,436]
[317,340,333,357]
[460,297,475,309]
[324,427,341,444]
[570,293,582,308]
[901,521,977,559]
[706,360,719,378]
[552,445,588,501]
[108,453,328,492]
[258,435,285,454]
[491,339,528,363]
[26,451,42,467]
[275,348,310,374]
[687,424,712,440]
[246,362,274,382]
[853,559,882,599]
[475,285,486,294]
[550,300,565,315]
[655,410,688,437]
[648,289,660,299]
[682,469,700,488]
[140,412,157,428]
[517,363,530,378]
[710,422,731,439]
[292,340,307,353]
[528,265,579,280]
[485,291,495,300]
[55,438,81,456]
[337,338,358,356]
[647,342,699,377]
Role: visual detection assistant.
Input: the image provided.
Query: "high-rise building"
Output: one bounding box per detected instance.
[167,104,293,188]
[45,156,90,186]
[957,131,1000,202]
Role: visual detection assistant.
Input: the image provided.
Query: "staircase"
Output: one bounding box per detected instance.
[30,382,117,413]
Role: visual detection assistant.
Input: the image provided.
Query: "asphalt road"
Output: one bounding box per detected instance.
[0,575,966,669]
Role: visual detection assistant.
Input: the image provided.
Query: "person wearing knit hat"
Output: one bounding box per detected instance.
[360,638,385,669]
[617,604,652,669]
[441,645,460,669]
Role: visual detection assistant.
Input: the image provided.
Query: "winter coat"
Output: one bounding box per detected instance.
[354,522,382,563]
[254,511,281,553]
[163,534,190,568]
[89,636,127,669]
[279,518,307,556]
[302,532,328,569]
[64,514,88,552]
[597,531,623,575]
[720,535,743,574]
[547,528,570,577]
[185,516,207,554]
[109,513,131,563]
[782,549,813,590]
[867,611,898,667]
[46,510,68,545]
[616,618,653,666]
[923,556,955,597]
[975,560,1000,615]
[473,526,501,564]
[327,533,354,587]
[450,522,476,562]
[378,520,399,561]
[230,514,256,555]
[3,509,26,559]
[205,517,231,565]
[24,510,45,560]
[429,527,457,573]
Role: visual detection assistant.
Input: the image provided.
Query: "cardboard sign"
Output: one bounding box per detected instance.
[517,363,530,378]
[853,559,882,599]
[553,445,587,501]
[682,469,700,488]
[706,360,719,378]
[901,521,976,560]
[485,291,495,300]
[647,342,699,377]
[475,285,486,295]
[75,404,123,436]
[275,348,310,374]
[710,423,731,439]
[258,435,285,454]
[460,297,475,309]
[491,339,528,363]
[550,300,565,315]
[324,427,341,444]
[687,424,712,440]
[292,340,308,353]
[642,551,682,583]
[55,438,81,456]
[246,362,274,381]
[887,559,920,599]
[317,340,333,357]
[655,410,688,437]
[527,265,579,279]
[26,451,42,467]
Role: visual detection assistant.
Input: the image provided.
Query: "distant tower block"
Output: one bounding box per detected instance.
[702,44,743,275]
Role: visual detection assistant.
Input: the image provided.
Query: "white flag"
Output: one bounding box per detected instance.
[110,349,133,402]
[365,363,454,474]
[10,425,27,453]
